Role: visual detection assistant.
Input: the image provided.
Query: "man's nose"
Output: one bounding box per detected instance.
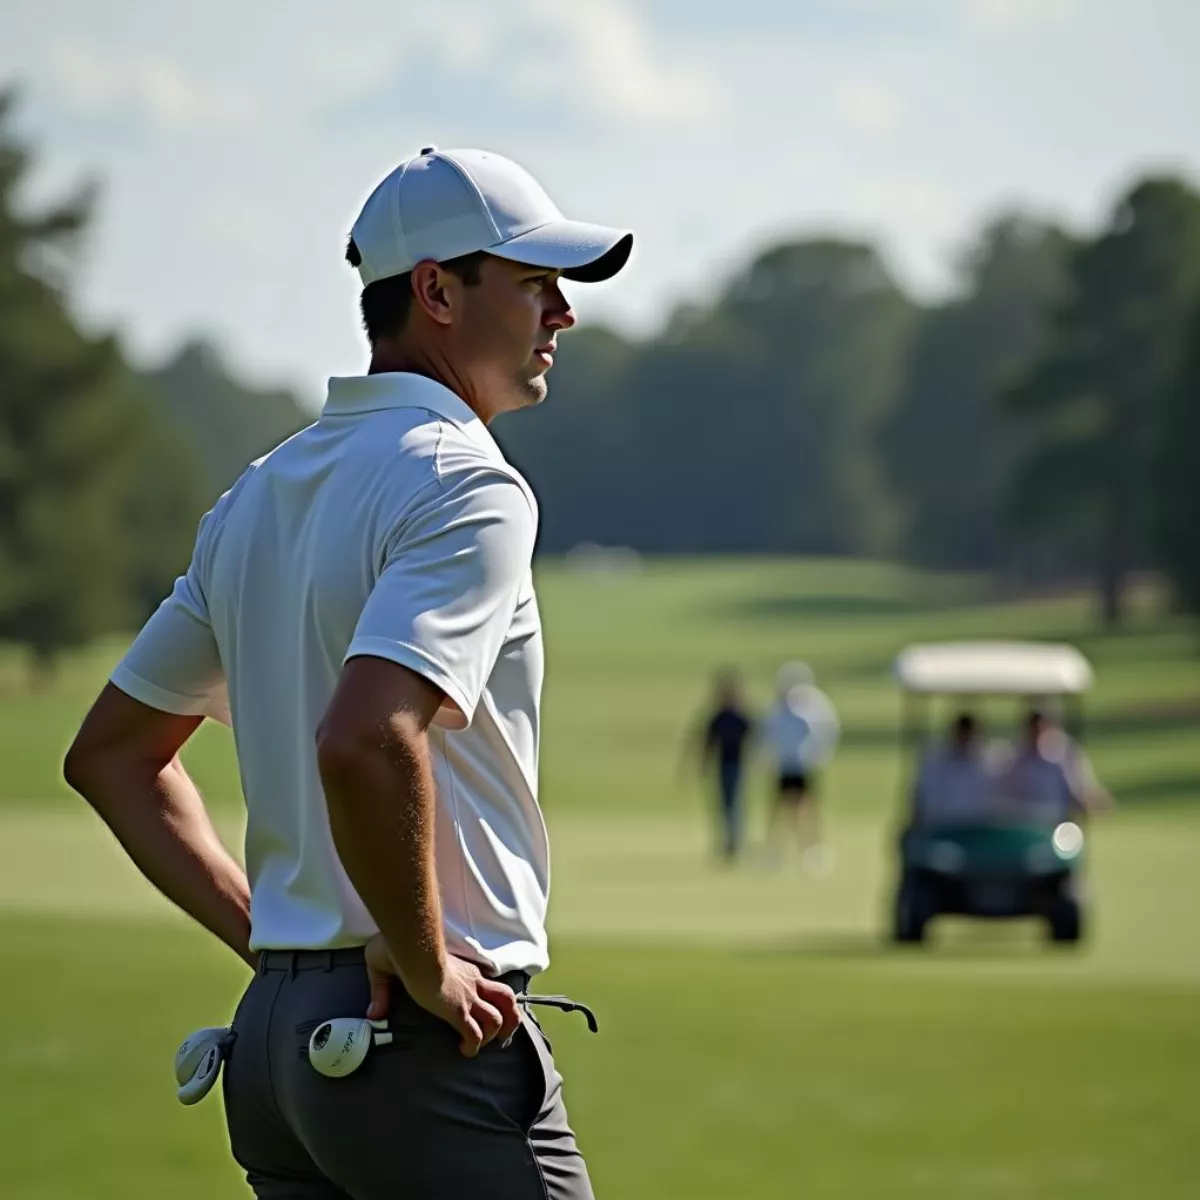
[545,285,576,332]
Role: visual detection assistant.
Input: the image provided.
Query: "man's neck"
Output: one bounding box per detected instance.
[367,346,493,425]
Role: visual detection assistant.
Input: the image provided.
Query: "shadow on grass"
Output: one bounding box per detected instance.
[706,592,973,622]
[743,932,890,960]
[1117,771,1200,807]
[749,926,1073,962]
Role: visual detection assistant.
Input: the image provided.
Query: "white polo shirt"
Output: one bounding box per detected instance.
[760,685,841,773]
[111,373,550,975]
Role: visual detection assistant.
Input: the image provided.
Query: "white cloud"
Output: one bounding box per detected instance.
[7,0,1200,397]
[293,9,496,104]
[49,42,258,132]
[851,178,957,225]
[526,0,721,128]
[965,0,1076,31]
[835,78,907,134]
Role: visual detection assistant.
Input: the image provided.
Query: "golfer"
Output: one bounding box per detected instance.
[761,661,840,872]
[694,669,755,861]
[63,146,632,1199]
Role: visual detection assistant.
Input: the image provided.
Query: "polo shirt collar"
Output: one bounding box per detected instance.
[322,372,502,458]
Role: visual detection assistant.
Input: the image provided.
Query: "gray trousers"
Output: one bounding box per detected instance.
[223,949,594,1199]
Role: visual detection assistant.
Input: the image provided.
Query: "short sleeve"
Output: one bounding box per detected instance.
[817,692,841,750]
[110,504,230,725]
[345,470,536,729]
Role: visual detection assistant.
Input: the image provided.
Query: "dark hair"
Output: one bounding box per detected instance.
[953,712,977,736]
[346,238,488,345]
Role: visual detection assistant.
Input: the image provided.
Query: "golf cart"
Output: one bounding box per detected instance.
[891,641,1093,945]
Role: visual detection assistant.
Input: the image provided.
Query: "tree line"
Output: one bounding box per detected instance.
[497,185,1200,631]
[2,90,1198,673]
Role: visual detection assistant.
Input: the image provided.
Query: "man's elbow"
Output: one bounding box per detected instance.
[63,735,108,802]
[63,731,165,804]
[314,725,365,797]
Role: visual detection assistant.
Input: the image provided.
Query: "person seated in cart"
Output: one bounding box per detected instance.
[995,708,1113,828]
[910,712,995,828]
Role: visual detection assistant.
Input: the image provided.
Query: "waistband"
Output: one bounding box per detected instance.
[258,947,530,993]
[256,948,596,1032]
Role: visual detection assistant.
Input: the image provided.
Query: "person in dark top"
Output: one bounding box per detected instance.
[698,670,754,862]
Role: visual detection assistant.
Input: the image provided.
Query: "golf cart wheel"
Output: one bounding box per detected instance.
[893,877,932,943]
[1047,894,1083,943]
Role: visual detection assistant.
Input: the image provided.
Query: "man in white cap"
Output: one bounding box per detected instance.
[64,146,631,1198]
[760,661,841,872]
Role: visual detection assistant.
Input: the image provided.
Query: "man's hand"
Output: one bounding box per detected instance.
[363,934,521,1057]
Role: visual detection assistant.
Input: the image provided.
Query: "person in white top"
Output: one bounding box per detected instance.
[760,661,841,872]
[63,146,632,1200]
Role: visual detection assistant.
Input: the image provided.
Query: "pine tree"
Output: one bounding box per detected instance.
[0,90,203,679]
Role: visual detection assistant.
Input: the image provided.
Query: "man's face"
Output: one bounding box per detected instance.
[453,256,576,417]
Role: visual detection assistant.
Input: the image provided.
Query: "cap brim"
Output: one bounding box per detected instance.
[488,221,633,282]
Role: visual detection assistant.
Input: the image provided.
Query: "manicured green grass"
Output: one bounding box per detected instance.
[1,912,1197,1199]
[0,559,1197,1197]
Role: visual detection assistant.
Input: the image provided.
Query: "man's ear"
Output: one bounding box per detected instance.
[410,261,455,327]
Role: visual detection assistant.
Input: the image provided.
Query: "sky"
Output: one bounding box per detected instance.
[4,0,1200,407]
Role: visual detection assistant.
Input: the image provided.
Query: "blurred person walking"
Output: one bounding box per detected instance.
[63,146,632,1199]
[761,662,841,873]
[691,669,755,862]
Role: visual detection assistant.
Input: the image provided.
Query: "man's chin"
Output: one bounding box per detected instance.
[518,375,549,408]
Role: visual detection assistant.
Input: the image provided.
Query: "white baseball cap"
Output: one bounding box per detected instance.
[350,146,633,286]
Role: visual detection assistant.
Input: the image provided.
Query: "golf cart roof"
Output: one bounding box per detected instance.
[893,641,1093,695]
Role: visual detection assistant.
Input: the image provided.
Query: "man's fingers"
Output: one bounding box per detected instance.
[472,998,505,1048]
[366,969,391,1021]
[457,1013,484,1058]
[363,935,397,1020]
[479,981,522,1042]
[477,977,516,1004]
[498,1002,522,1044]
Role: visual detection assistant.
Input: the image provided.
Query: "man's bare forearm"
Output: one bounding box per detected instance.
[69,756,254,966]
[318,727,447,990]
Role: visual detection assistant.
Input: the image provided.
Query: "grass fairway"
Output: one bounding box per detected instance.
[0,559,1197,1197]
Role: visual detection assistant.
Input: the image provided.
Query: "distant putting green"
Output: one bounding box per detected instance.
[0,559,1197,1197]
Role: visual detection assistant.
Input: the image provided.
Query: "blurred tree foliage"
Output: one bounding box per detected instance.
[5,85,1200,651]
[0,90,202,678]
[1004,178,1200,625]
[1155,298,1200,621]
[881,215,1073,570]
[500,239,917,557]
[145,338,310,497]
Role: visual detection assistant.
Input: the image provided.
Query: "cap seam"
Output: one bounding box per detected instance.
[435,151,503,244]
[389,159,413,275]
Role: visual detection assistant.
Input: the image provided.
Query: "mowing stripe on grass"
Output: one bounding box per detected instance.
[3,808,1198,984]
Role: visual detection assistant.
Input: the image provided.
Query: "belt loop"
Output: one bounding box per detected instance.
[323,950,334,972]
[288,951,298,981]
